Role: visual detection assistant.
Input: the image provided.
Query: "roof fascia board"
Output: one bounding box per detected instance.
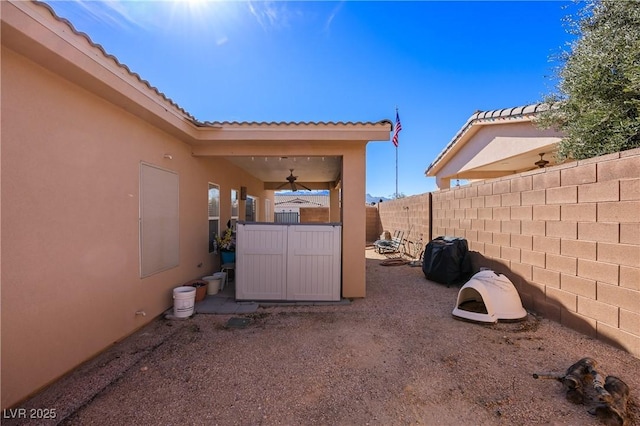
[189,125,392,143]
[193,140,371,156]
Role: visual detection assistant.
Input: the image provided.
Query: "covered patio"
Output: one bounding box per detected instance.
[188,120,392,299]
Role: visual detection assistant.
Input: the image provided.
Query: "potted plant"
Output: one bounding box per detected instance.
[215,228,236,264]
[185,279,208,302]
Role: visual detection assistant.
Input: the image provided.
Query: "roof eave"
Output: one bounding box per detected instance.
[4,1,393,147]
[425,103,552,177]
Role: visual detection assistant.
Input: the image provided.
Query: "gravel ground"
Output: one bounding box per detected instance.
[8,248,639,426]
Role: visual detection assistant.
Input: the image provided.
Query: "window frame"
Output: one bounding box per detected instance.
[245,194,258,222]
[208,182,220,253]
[230,188,239,230]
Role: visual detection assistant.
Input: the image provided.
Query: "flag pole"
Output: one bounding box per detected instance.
[395,137,398,198]
[392,106,401,198]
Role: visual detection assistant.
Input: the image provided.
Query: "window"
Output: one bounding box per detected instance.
[230,189,239,229]
[208,183,220,253]
[140,163,179,277]
[246,195,258,222]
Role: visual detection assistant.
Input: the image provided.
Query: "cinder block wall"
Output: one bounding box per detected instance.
[376,193,432,247]
[366,206,382,242]
[377,148,640,357]
[300,207,329,223]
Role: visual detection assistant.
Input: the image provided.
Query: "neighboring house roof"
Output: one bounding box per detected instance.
[275,194,329,209]
[424,103,563,189]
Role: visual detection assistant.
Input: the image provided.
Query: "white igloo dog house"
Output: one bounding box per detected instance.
[452,269,527,323]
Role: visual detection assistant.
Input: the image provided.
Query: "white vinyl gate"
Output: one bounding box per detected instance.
[236,223,342,301]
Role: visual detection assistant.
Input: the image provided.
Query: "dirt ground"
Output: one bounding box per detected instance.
[7,248,640,426]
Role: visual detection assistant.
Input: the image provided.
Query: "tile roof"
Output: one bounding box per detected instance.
[275,194,329,208]
[425,103,554,175]
[470,103,551,120]
[33,1,198,123]
[32,1,392,131]
[200,120,393,127]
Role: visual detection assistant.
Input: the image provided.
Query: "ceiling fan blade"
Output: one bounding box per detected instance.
[299,183,312,191]
[276,182,288,190]
[291,182,297,191]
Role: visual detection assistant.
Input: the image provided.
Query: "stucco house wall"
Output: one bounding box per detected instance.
[1,42,271,407]
[377,149,640,358]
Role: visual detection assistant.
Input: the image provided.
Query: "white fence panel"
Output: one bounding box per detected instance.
[236,223,341,301]
[287,225,341,301]
[236,224,287,300]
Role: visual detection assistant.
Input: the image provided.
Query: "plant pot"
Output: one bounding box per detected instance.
[185,280,208,302]
[220,250,235,264]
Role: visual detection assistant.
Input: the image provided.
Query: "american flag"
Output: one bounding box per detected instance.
[392,110,402,147]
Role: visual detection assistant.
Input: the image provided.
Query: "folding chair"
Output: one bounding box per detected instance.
[374,230,405,256]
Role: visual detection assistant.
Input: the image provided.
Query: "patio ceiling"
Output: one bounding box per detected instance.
[189,121,391,191]
[451,143,560,180]
[225,155,342,190]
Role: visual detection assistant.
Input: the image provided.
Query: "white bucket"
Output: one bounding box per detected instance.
[213,272,227,290]
[173,286,196,318]
[202,275,221,295]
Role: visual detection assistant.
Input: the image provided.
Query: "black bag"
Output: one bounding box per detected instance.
[422,236,472,286]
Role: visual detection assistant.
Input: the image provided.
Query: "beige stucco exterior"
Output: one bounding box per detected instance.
[1,1,391,408]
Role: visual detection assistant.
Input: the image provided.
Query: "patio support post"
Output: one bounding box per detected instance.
[340,147,367,298]
[329,187,340,222]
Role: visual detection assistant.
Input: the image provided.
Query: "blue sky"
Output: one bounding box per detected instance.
[44,0,578,197]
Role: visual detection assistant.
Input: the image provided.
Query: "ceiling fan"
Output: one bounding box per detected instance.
[277,169,311,191]
[535,152,549,168]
